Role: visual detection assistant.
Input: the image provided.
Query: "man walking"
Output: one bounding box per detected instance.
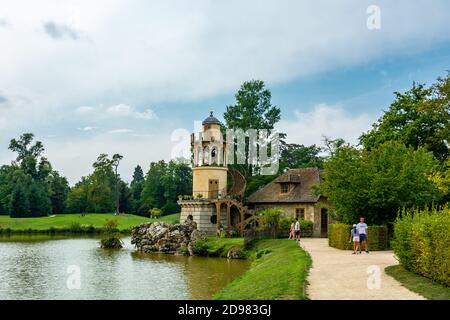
[356,216,369,253]
[294,218,301,241]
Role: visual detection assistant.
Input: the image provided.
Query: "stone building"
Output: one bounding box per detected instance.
[179,112,255,235]
[247,167,331,237]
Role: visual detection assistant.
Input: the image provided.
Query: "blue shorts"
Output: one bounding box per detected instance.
[359,234,367,241]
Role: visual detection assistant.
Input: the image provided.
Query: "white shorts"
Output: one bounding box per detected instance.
[353,236,360,242]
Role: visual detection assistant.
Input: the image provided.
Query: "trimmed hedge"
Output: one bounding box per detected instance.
[328,223,388,251]
[392,207,450,287]
[279,218,313,238]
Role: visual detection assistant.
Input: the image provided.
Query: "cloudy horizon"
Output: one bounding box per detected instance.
[1,0,449,184]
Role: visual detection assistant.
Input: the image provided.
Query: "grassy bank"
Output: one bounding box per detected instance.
[0,213,180,234]
[213,239,311,300]
[194,237,245,257]
[385,265,450,300]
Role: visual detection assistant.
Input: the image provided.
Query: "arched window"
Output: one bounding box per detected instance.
[197,147,202,166]
[204,146,210,164]
[211,147,217,165]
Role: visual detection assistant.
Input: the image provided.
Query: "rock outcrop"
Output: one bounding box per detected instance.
[131,220,204,255]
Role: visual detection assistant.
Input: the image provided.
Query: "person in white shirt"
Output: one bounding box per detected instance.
[356,216,369,254]
[294,218,301,241]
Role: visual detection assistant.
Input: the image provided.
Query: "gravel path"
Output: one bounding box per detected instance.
[299,238,425,300]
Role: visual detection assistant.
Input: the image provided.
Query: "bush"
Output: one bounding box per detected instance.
[149,208,162,218]
[392,207,450,287]
[328,223,388,251]
[279,218,313,238]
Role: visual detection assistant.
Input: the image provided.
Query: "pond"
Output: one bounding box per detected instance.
[0,236,249,300]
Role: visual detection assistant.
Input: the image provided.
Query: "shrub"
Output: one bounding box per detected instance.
[149,208,162,218]
[279,218,313,238]
[392,207,450,286]
[328,223,388,251]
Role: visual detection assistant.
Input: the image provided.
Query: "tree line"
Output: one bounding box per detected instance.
[0,134,192,217]
[0,74,448,222]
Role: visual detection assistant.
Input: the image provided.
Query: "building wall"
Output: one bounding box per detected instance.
[180,201,227,235]
[192,167,228,197]
[252,198,332,237]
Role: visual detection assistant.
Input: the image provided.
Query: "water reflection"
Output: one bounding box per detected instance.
[0,236,249,300]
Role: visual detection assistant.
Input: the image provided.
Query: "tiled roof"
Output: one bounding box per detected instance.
[247,167,323,203]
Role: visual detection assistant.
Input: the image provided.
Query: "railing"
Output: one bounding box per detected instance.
[179,188,227,201]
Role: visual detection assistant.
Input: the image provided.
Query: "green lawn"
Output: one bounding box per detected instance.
[385,265,450,300]
[0,213,180,232]
[195,237,246,257]
[213,239,311,300]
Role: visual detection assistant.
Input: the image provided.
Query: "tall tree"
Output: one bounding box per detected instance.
[111,154,123,215]
[130,165,145,215]
[224,80,282,177]
[48,171,69,214]
[9,180,30,218]
[360,74,450,162]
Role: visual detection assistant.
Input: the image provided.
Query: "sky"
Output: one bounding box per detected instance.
[0,0,449,185]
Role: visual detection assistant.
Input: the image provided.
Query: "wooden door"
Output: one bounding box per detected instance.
[209,179,219,198]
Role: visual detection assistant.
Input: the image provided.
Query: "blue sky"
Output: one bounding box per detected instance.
[0,0,449,184]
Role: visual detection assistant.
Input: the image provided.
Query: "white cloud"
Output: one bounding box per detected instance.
[106,104,157,120]
[77,126,97,131]
[278,104,375,147]
[108,128,134,134]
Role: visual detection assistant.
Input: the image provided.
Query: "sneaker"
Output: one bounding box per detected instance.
[352,252,356,255]
[366,250,369,254]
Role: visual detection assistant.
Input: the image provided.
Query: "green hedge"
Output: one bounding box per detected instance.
[392,207,450,287]
[279,218,313,238]
[328,223,388,251]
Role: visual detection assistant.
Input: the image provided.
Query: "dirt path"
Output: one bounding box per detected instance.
[299,238,425,300]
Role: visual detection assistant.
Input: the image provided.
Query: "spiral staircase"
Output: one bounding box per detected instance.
[212,168,259,234]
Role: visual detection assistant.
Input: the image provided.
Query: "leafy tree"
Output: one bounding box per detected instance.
[224,80,282,177]
[320,141,442,225]
[118,180,132,213]
[360,74,450,162]
[279,143,324,172]
[140,159,192,214]
[111,154,124,214]
[28,180,51,217]
[66,178,89,213]
[48,171,69,214]
[9,179,30,218]
[130,165,144,214]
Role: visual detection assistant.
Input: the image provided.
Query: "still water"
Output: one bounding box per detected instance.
[0,236,249,300]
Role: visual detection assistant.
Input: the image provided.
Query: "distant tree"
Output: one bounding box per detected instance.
[9,180,30,218]
[320,141,442,225]
[118,180,132,213]
[279,143,324,172]
[48,171,69,214]
[66,177,89,213]
[130,165,144,215]
[28,181,51,217]
[111,154,124,215]
[141,159,192,214]
[360,74,450,162]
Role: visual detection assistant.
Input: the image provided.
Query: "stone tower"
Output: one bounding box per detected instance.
[191,111,228,199]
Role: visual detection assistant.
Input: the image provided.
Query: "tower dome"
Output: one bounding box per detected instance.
[202,111,222,126]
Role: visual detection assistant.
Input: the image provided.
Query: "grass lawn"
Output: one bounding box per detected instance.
[0,213,180,232]
[385,265,450,300]
[196,237,245,257]
[213,239,311,300]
